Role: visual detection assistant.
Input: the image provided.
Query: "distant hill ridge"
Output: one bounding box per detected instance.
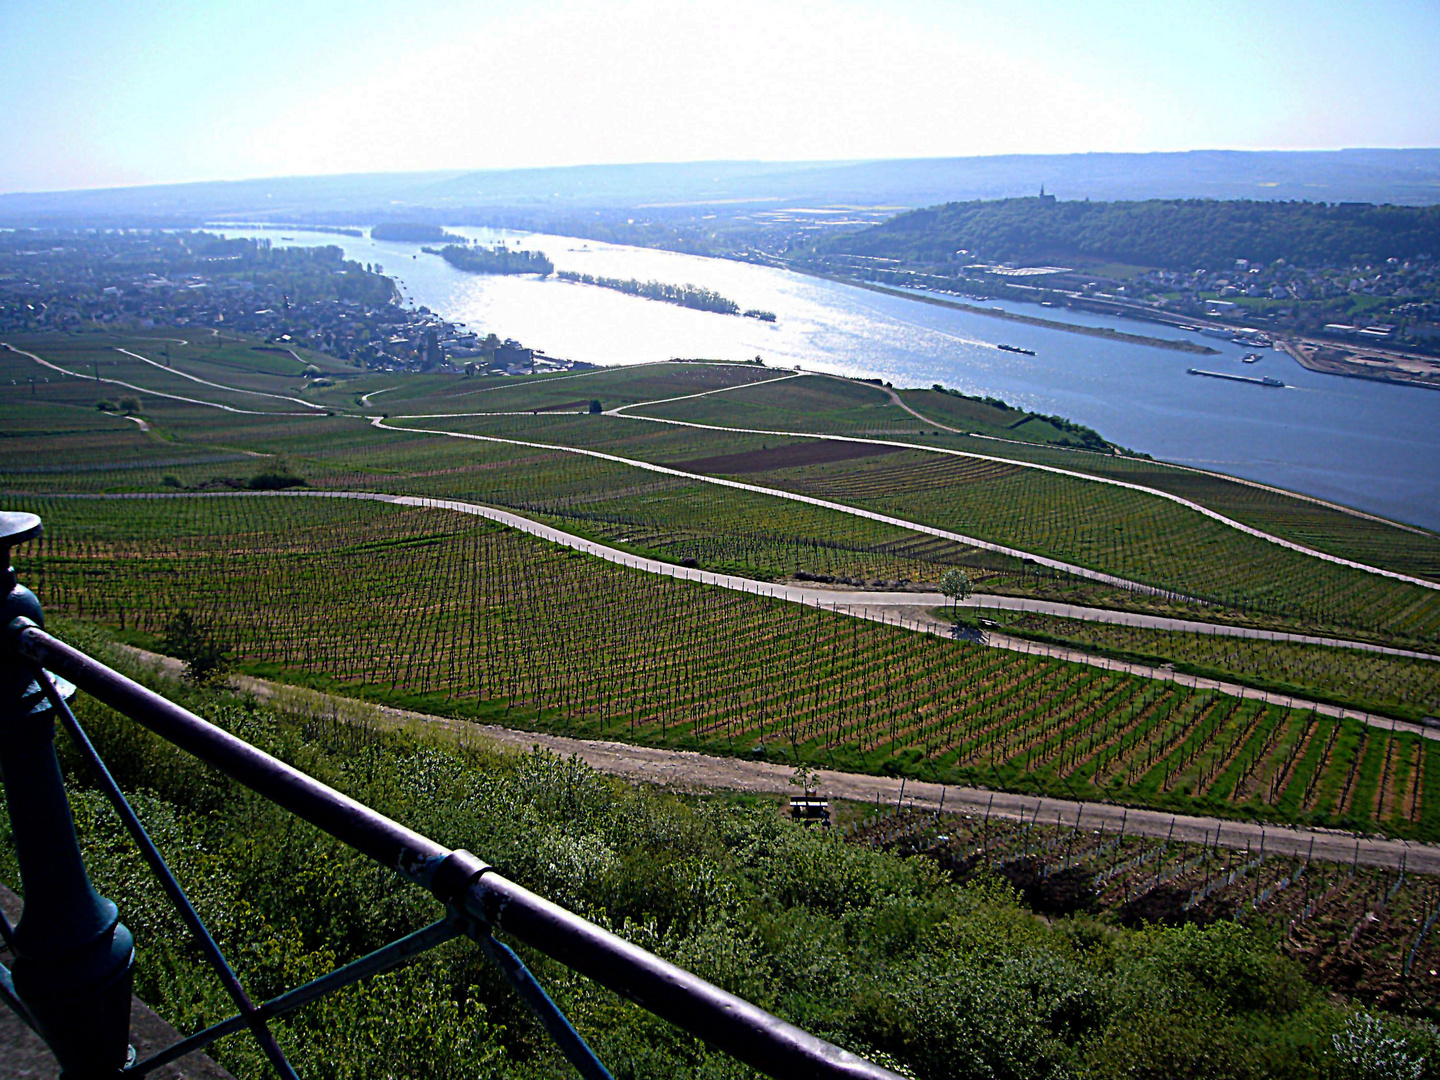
[3,149,1440,227]
[820,196,1440,271]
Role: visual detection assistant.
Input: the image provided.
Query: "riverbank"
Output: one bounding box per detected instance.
[1279,339,1440,393]
[785,269,1222,355]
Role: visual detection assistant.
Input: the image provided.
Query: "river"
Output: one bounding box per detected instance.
[215,225,1440,530]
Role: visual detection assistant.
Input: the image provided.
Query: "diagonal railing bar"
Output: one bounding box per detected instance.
[476,931,614,1080]
[128,915,463,1076]
[33,666,301,1080]
[9,615,905,1080]
[0,963,38,1034]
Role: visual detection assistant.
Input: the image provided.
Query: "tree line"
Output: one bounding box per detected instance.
[426,243,554,276]
[555,270,741,314]
[819,196,1440,270]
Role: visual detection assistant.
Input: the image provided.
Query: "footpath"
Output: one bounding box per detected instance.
[124,647,1440,876]
[81,489,1437,740]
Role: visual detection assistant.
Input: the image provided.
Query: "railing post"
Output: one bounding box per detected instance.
[0,512,134,1077]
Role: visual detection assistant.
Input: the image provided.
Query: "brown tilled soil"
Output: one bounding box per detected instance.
[667,440,903,475]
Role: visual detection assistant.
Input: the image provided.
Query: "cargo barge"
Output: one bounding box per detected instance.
[996,343,1036,355]
[1187,368,1285,388]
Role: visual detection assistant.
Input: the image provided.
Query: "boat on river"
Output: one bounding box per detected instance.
[1188,368,1285,388]
[997,343,1036,355]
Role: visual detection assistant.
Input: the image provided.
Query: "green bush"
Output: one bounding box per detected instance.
[0,637,1430,1080]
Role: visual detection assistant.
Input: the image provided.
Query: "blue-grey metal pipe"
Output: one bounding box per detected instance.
[468,873,896,1080]
[12,622,904,1080]
[0,961,40,1034]
[477,933,613,1080]
[129,916,461,1076]
[36,670,298,1080]
[0,516,134,1078]
[11,621,451,878]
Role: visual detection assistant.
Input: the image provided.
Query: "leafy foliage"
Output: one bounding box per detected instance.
[2,646,1427,1080]
[160,608,230,684]
[557,271,741,314]
[821,197,1440,271]
[428,243,554,276]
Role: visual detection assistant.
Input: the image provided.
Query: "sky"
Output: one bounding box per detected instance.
[1,0,1438,194]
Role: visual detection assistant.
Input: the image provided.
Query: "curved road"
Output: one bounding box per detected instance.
[374,415,1197,601]
[610,379,1440,593]
[130,648,1440,876]
[116,347,328,410]
[80,489,1437,740]
[3,343,311,417]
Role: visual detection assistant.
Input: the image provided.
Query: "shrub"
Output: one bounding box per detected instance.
[160,608,230,684]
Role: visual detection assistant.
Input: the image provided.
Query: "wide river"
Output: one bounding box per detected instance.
[217,225,1440,530]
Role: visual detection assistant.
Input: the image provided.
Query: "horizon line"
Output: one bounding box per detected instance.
[5,146,1440,200]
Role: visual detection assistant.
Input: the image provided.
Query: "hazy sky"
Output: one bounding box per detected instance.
[2,0,1438,194]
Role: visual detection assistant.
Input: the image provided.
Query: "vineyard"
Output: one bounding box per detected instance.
[900,411,1440,585]
[848,804,1440,1013]
[948,606,1440,724]
[634,372,1440,587]
[11,333,1440,649]
[741,446,1440,644]
[8,492,1439,839]
[408,409,1440,643]
[628,372,938,436]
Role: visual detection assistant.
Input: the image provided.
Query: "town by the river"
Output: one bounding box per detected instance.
[217,225,1440,531]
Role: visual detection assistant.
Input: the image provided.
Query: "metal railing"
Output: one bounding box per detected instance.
[0,511,901,1080]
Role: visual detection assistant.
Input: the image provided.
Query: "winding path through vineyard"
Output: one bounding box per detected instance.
[606,375,1440,592]
[13,337,1435,593]
[373,415,1198,600]
[2,343,313,416]
[84,490,1438,738]
[127,645,1440,876]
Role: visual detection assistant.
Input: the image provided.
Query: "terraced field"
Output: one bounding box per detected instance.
[10,493,1437,839]
[409,410,1440,644]
[949,606,1440,724]
[752,449,1440,642]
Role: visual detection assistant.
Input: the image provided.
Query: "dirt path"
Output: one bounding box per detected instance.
[70,489,1433,737]
[2,343,309,417]
[116,347,328,410]
[122,648,1440,876]
[373,416,1191,599]
[613,385,1440,593]
[604,371,803,415]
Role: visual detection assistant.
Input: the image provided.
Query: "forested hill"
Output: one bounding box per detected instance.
[817,197,1440,270]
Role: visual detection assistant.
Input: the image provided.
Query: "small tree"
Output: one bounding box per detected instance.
[161,609,230,684]
[940,567,972,611]
[790,762,820,798]
[248,458,306,490]
[589,399,602,414]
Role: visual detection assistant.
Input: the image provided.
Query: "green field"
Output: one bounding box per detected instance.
[941,605,1440,724]
[399,409,1440,644]
[9,492,1434,839]
[6,329,1440,819]
[10,645,1417,1080]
